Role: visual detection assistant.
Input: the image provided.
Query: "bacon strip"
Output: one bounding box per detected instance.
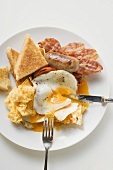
[78,58,103,75]
[67,49,99,60]
[38,38,61,53]
[59,43,99,60]
[59,42,85,55]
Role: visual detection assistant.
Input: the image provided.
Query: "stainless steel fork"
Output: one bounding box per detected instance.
[42,117,54,170]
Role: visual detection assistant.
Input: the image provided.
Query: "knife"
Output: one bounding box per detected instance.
[64,94,113,104]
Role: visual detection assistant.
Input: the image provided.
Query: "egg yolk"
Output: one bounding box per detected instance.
[30,114,44,123]
[49,87,74,104]
[32,123,43,132]
[54,87,74,95]
[50,93,67,104]
[77,77,89,95]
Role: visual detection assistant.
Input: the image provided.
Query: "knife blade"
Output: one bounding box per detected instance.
[64,94,113,104]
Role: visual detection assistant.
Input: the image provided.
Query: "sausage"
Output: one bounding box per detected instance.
[44,52,79,72]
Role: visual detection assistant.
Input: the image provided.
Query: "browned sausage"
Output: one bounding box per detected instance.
[44,52,79,72]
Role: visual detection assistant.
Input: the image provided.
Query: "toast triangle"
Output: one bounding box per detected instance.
[6,47,19,75]
[0,67,11,91]
[14,34,48,80]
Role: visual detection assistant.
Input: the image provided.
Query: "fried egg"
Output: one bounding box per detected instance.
[32,70,78,121]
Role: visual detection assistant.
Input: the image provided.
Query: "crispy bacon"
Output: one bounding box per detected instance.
[68,49,99,60]
[59,42,85,55]
[59,42,99,60]
[38,38,61,53]
[78,58,103,75]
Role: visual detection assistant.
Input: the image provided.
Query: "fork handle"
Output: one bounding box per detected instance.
[44,149,48,170]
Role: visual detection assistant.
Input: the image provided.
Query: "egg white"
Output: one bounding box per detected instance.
[55,103,78,121]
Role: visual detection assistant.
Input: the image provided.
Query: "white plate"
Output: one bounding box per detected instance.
[0,27,109,151]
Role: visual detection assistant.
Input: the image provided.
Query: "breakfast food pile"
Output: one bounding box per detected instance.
[1,34,103,132]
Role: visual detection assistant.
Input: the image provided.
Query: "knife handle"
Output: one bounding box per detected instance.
[104,98,113,103]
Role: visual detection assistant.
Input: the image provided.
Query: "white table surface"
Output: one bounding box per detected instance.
[0,0,113,169]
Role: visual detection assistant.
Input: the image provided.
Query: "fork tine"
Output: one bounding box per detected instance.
[43,118,48,138]
[52,118,54,136]
[45,119,48,137]
[48,123,51,137]
[48,118,53,137]
[50,118,54,137]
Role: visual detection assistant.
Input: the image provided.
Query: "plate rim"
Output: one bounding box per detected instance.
[0,26,92,47]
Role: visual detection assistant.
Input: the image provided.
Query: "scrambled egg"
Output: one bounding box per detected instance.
[4,79,36,124]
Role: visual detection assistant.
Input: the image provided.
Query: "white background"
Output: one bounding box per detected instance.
[0,0,113,170]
